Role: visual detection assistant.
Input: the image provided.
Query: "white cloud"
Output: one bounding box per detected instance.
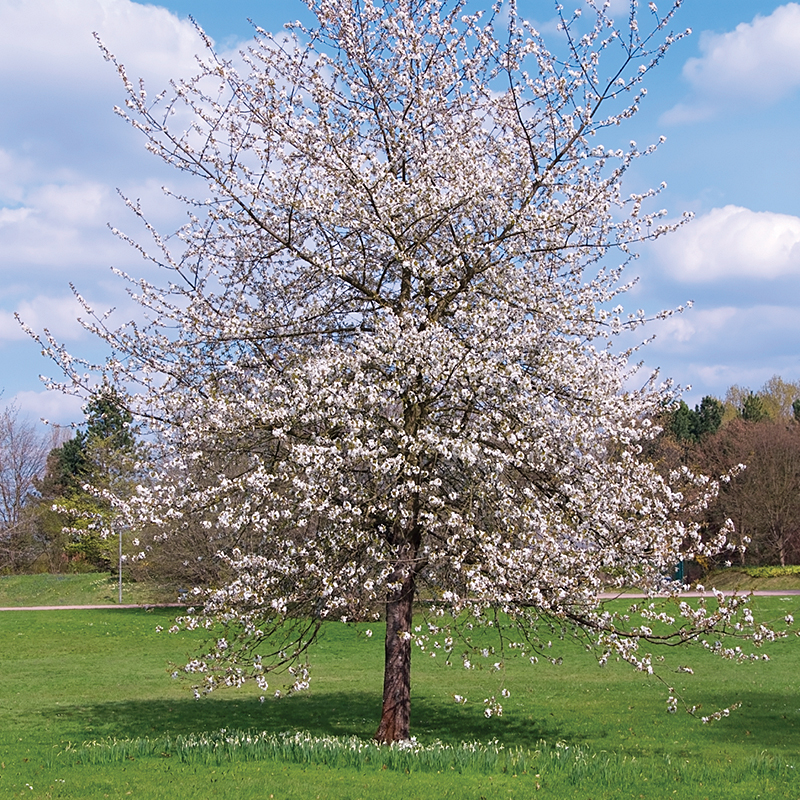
[0,0,233,278]
[0,180,123,270]
[0,149,35,205]
[522,0,637,36]
[659,101,713,126]
[647,305,800,363]
[0,295,96,342]
[0,0,227,186]
[0,0,207,90]
[0,207,33,226]
[0,175,193,280]
[0,0,233,403]
[692,363,777,391]
[654,205,800,281]
[649,304,800,349]
[640,303,800,406]
[651,306,738,344]
[3,390,85,426]
[663,3,800,122]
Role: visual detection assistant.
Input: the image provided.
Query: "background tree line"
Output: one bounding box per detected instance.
[0,390,137,573]
[3,375,800,577]
[651,375,800,569]
[0,390,265,585]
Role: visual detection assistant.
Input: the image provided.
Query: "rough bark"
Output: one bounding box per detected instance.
[374,555,416,743]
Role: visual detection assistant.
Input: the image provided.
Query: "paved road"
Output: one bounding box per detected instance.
[598,590,800,599]
[2,591,800,611]
[0,603,187,611]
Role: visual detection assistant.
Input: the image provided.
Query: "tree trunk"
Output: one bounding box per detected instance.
[374,562,415,743]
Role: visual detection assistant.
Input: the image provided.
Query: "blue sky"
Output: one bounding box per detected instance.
[1,0,799,423]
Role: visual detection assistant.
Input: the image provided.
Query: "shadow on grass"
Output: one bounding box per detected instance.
[39,687,800,763]
[42,691,558,748]
[701,691,800,751]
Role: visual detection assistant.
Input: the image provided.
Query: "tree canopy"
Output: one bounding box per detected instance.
[32,388,135,571]
[667,396,724,444]
[32,0,778,741]
[646,375,800,571]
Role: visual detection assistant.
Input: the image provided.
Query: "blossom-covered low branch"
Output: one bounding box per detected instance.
[26,0,778,742]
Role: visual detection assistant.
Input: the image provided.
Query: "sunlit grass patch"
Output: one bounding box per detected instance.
[2,595,800,798]
[0,571,177,605]
[56,728,800,794]
[63,729,534,773]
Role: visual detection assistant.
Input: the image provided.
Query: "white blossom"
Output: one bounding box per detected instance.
[32,0,775,742]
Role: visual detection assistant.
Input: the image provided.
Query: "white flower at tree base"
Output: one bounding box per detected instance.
[31,0,779,743]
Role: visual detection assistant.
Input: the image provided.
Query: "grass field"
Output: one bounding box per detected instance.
[705,567,800,592]
[0,572,178,607]
[0,585,799,798]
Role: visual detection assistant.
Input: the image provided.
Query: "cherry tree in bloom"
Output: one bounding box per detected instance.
[32,0,780,742]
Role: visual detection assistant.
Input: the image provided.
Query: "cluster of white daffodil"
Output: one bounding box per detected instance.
[32,0,778,741]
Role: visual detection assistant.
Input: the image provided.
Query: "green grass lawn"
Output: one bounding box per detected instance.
[0,595,799,798]
[705,567,800,592]
[0,572,178,607]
